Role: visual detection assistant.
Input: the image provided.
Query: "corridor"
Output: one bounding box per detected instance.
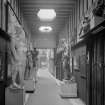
[25,68,85,105]
[0,0,105,105]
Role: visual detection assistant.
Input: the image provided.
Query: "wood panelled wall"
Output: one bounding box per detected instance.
[71,44,87,103]
[7,0,21,23]
[0,0,31,41]
[0,0,7,30]
[69,0,102,104]
[0,0,21,30]
[69,0,99,45]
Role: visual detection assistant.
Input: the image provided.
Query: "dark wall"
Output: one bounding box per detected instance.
[71,44,87,103]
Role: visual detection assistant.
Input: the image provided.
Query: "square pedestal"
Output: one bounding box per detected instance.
[60,82,77,98]
[5,87,25,105]
[24,79,35,93]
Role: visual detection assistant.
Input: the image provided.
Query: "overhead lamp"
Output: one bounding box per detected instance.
[37,9,56,21]
[39,26,53,32]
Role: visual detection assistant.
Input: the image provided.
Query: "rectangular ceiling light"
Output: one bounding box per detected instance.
[37,9,56,21]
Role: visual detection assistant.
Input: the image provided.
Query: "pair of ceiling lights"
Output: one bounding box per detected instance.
[37,9,56,32]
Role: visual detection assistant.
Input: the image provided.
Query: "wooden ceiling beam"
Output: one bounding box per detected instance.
[21,3,74,5]
[23,15,69,18]
[21,8,73,11]
[24,18,69,22]
[20,4,75,8]
[20,0,76,4]
[23,11,72,15]
[22,9,72,12]
[21,8,73,13]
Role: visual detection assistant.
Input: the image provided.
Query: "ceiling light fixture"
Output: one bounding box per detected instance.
[37,9,56,21]
[39,26,53,32]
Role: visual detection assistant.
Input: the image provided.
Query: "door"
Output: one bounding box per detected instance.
[89,34,105,105]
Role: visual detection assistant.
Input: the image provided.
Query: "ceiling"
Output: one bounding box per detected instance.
[20,0,76,48]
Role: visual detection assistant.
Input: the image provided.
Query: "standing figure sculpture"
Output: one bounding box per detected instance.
[63,51,70,80]
[32,48,39,83]
[9,26,26,89]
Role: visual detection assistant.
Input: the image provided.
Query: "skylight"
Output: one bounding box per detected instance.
[37,9,56,21]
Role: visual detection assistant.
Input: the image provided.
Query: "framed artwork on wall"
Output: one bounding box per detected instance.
[79,54,87,77]
[73,56,80,71]
[0,54,4,81]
